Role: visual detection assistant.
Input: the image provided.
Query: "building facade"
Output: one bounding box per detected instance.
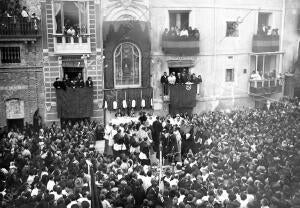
[1,0,297,127]
[283,0,300,98]
[150,0,285,113]
[0,0,44,129]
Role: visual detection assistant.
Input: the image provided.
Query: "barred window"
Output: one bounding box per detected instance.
[0,47,21,63]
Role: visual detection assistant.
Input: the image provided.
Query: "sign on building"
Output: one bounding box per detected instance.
[6,99,24,119]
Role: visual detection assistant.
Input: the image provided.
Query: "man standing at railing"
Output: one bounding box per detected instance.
[21,6,29,18]
[250,70,262,81]
[160,72,169,96]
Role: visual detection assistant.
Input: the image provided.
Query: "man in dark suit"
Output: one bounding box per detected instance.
[63,74,71,88]
[176,72,183,84]
[85,76,93,87]
[53,77,66,90]
[160,72,169,95]
[152,116,163,154]
[75,73,84,88]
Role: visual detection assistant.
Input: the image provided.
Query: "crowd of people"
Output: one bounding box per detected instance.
[257,25,279,36]
[0,0,39,33]
[160,71,202,95]
[249,70,283,82]
[53,73,93,90]
[0,97,300,208]
[162,26,200,40]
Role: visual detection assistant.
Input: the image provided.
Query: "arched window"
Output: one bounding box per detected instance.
[114,42,141,88]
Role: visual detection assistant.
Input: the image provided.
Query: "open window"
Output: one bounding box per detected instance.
[257,12,272,35]
[225,68,234,82]
[169,10,190,30]
[54,1,88,35]
[226,21,239,37]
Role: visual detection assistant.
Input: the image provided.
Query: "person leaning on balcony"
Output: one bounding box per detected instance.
[168,72,176,85]
[180,27,189,37]
[21,6,29,18]
[75,73,84,88]
[162,28,169,40]
[85,77,93,88]
[63,74,71,88]
[181,71,189,84]
[53,77,66,90]
[176,73,183,84]
[250,71,262,81]
[66,26,76,36]
[161,72,169,95]
[168,27,177,37]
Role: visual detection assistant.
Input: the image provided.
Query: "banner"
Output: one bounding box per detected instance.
[56,88,93,118]
[170,84,197,108]
[6,99,24,119]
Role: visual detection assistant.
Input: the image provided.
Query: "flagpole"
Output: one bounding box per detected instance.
[159,140,163,193]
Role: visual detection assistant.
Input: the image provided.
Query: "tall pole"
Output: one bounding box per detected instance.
[158,140,163,192]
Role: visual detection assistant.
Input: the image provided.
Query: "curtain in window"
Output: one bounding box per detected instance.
[54,2,62,33]
[114,43,141,87]
[74,2,87,34]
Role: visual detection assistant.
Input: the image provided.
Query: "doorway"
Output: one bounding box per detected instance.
[63,67,83,81]
[169,67,189,76]
[294,87,300,98]
[7,119,24,130]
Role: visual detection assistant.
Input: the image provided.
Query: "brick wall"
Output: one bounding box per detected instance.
[0,39,44,127]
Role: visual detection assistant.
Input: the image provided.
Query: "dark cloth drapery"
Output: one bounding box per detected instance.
[169,84,197,115]
[56,88,93,118]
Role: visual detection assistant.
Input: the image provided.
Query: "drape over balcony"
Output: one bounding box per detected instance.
[56,88,93,118]
[162,36,200,56]
[169,84,197,115]
[252,35,279,53]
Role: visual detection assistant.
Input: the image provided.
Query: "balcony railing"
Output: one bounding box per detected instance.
[53,34,91,54]
[249,78,283,95]
[252,35,279,53]
[162,35,200,56]
[0,17,40,39]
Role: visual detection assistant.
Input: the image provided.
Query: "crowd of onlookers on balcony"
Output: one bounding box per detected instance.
[53,73,93,90]
[162,26,200,40]
[160,71,202,95]
[257,25,279,36]
[55,19,87,38]
[250,70,283,82]
[0,0,39,34]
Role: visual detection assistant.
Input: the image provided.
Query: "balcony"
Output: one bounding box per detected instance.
[249,78,283,95]
[252,35,279,53]
[104,87,153,111]
[53,34,91,55]
[162,35,200,56]
[0,17,41,42]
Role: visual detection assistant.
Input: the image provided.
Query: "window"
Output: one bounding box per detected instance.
[254,55,278,78]
[257,12,271,34]
[54,1,88,35]
[225,68,234,82]
[114,42,141,88]
[226,21,239,37]
[169,10,190,29]
[0,47,21,63]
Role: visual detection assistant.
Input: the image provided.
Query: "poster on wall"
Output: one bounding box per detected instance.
[6,99,24,119]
